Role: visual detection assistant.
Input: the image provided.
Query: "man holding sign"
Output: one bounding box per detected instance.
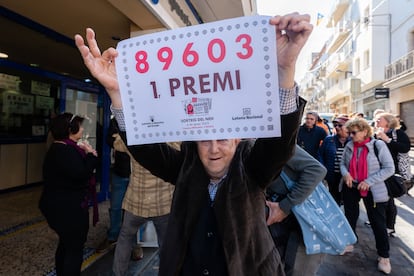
[76,13,312,276]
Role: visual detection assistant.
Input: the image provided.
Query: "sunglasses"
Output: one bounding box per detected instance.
[350,130,360,136]
[333,123,343,128]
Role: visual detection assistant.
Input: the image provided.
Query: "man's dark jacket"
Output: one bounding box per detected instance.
[122,98,305,276]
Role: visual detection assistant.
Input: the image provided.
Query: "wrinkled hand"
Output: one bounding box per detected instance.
[376,130,389,142]
[344,173,354,188]
[74,28,122,108]
[270,13,313,88]
[78,141,98,157]
[357,181,370,192]
[266,200,288,225]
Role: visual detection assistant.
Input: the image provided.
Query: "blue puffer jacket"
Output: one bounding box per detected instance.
[319,135,350,183]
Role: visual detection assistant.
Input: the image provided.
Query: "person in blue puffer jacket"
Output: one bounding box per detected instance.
[318,116,351,205]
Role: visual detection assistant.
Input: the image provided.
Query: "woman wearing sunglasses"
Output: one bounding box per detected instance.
[340,118,394,274]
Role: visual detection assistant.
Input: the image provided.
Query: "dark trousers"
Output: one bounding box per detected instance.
[41,197,89,276]
[327,172,343,205]
[386,197,397,230]
[342,186,389,258]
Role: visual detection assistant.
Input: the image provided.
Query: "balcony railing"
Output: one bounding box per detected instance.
[324,39,353,76]
[385,50,414,81]
[325,78,351,102]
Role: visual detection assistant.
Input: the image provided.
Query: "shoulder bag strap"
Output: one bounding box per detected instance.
[373,140,381,166]
[391,129,397,142]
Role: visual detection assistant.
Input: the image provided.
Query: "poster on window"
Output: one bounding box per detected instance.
[31,81,51,96]
[2,92,34,114]
[0,73,20,91]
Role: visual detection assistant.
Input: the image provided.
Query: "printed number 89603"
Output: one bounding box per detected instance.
[134,34,253,74]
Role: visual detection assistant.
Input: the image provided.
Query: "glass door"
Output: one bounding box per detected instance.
[62,84,111,202]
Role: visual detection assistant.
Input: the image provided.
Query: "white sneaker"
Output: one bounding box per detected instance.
[387,228,396,237]
[378,257,391,274]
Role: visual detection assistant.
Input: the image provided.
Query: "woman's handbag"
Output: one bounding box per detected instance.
[373,140,407,198]
[384,174,406,198]
[280,172,357,255]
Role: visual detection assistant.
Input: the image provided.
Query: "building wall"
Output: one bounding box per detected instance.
[389,0,414,60]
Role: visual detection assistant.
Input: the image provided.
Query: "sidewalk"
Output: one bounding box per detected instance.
[84,190,414,275]
[317,190,414,276]
[81,246,159,276]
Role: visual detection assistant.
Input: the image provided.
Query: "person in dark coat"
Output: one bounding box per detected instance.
[375,113,411,237]
[75,13,312,275]
[297,111,327,159]
[39,113,98,276]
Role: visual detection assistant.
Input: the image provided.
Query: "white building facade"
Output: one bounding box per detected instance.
[302,0,414,143]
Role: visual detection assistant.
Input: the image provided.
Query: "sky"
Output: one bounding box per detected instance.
[256,0,335,80]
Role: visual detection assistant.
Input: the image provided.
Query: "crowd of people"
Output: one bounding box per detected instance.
[37,12,413,276]
[299,109,412,274]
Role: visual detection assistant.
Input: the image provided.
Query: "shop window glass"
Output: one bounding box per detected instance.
[0,72,59,141]
[65,89,98,149]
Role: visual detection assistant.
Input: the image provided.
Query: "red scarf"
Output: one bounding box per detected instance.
[63,138,99,226]
[349,138,370,183]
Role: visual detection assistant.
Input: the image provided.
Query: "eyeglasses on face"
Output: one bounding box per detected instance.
[350,130,360,136]
[305,117,315,120]
[333,123,343,128]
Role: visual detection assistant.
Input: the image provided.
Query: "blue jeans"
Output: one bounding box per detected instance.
[107,173,129,241]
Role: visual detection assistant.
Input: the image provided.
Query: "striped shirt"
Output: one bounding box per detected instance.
[334,147,345,173]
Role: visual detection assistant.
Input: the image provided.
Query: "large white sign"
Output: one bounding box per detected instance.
[116,15,280,145]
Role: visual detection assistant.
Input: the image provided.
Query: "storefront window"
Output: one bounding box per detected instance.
[0,71,59,141]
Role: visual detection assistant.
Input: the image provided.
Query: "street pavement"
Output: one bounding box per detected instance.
[81,246,159,276]
[317,190,414,276]
[83,190,414,276]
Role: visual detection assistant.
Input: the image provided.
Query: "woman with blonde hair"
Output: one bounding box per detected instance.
[340,118,394,274]
[375,113,411,236]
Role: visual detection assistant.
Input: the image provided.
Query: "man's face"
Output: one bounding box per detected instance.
[196,139,240,181]
[334,121,348,138]
[305,114,316,128]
